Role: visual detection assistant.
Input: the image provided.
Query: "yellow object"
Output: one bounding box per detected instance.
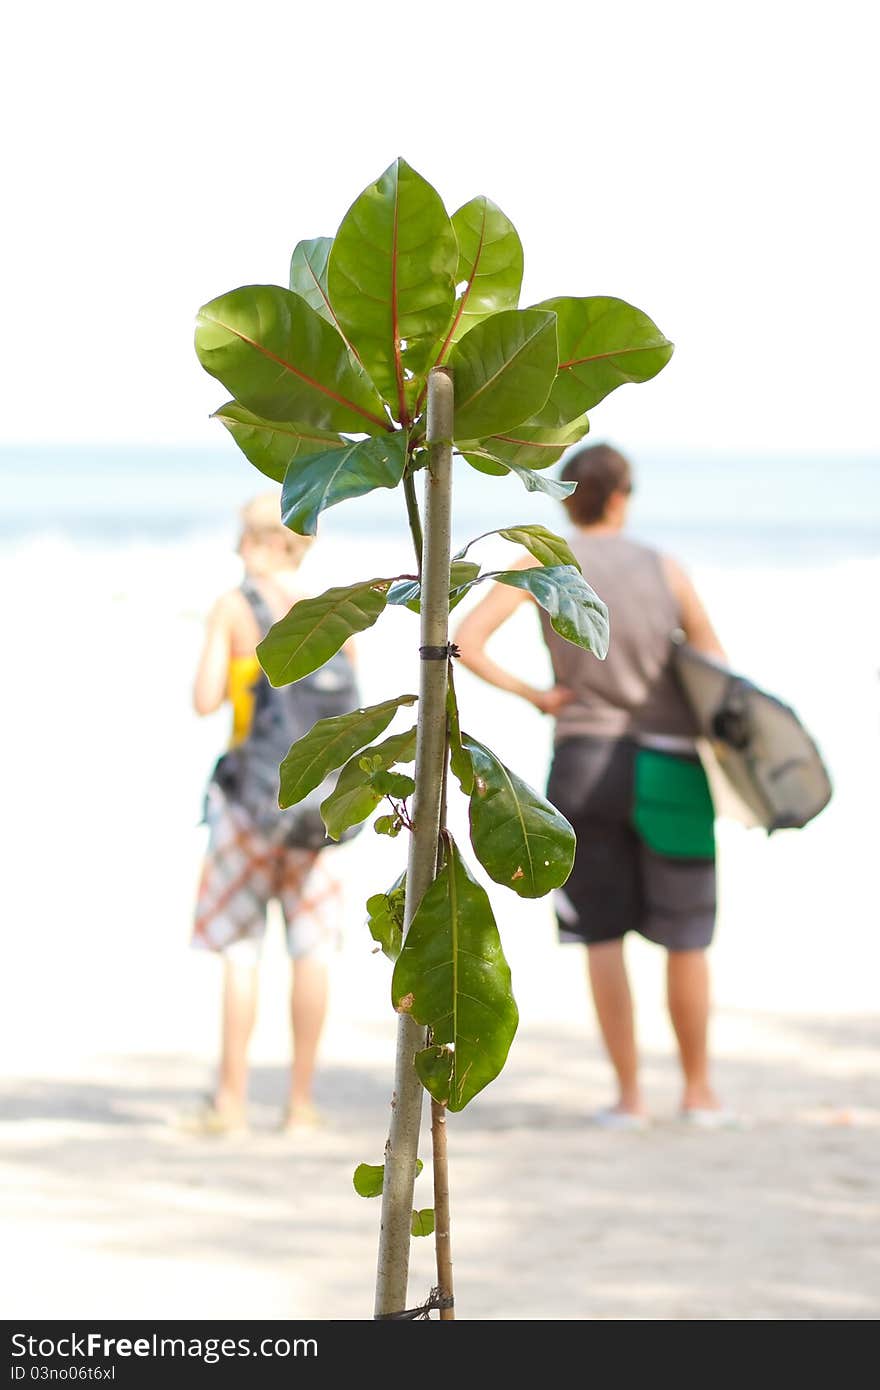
[228,656,262,746]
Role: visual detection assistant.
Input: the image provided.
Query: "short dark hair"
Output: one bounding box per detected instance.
[560,443,633,525]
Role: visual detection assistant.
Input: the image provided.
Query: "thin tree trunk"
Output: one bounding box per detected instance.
[431,1098,454,1318]
[374,366,454,1318]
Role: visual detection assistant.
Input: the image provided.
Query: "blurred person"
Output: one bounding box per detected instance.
[190,493,357,1134]
[455,444,732,1129]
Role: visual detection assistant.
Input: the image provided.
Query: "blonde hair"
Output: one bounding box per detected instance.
[240,491,313,566]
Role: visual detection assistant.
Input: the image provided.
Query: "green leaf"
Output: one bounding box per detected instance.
[279,694,417,809]
[288,237,336,325]
[374,814,401,837]
[448,309,558,440]
[529,296,673,428]
[353,1157,423,1198]
[322,728,417,841]
[327,158,457,421]
[366,874,407,960]
[494,564,609,657]
[411,1209,435,1238]
[213,402,346,484]
[434,529,584,612]
[370,770,415,798]
[456,524,581,572]
[505,462,578,499]
[447,196,523,346]
[462,734,576,899]
[289,236,369,370]
[392,837,518,1111]
[258,578,394,687]
[386,560,480,613]
[446,668,474,796]
[195,285,390,434]
[353,1162,385,1198]
[459,451,577,499]
[281,433,407,536]
[458,414,589,471]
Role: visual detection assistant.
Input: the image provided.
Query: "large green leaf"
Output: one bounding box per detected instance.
[321,728,417,841]
[495,564,609,657]
[458,414,589,471]
[462,734,575,898]
[289,237,334,323]
[447,197,523,346]
[456,524,581,572]
[448,309,558,440]
[529,296,673,428]
[459,451,577,499]
[258,578,394,686]
[386,560,480,613]
[290,236,366,369]
[213,402,346,484]
[195,285,390,434]
[392,837,518,1112]
[281,433,407,536]
[327,158,457,422]
[279,694,417,808]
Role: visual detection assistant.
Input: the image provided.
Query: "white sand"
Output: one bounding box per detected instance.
[2,531,878,1320]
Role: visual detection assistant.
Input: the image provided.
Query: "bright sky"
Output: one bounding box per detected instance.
[4,0,877,453]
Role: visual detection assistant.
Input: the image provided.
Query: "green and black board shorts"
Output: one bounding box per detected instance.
[547,736,716,951]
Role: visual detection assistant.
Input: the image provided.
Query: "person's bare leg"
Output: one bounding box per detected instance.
[666,949,719,1111]
[214,956,259,1116]
[586,940,644,1114]
[287,955,329,1115]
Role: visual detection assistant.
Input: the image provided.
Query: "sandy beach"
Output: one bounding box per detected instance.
[5,0,880,1329]
[3,527,879,1321]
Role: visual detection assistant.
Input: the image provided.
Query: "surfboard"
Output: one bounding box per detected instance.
[672,638,833,833]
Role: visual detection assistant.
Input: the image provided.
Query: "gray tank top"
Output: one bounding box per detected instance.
[539,532,698,743]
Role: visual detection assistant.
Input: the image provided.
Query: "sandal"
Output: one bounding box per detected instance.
[278,1102,323,1133]
[178,1099,248,1136]
[591,1107,650,1132]
[679,1107,742,1130]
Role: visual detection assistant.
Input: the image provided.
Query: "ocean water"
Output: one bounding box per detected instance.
[3,444,879,1033]
[1,444,878,570]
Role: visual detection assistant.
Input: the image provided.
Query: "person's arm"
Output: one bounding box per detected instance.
[453,561,574,715]
[193,595,235,715]
[662,556,726,661]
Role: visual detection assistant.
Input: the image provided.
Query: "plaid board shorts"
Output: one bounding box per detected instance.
[193,799,342,962]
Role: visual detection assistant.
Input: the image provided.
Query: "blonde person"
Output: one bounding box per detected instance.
[190,493,357,1134]
[455,444,732,1129]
